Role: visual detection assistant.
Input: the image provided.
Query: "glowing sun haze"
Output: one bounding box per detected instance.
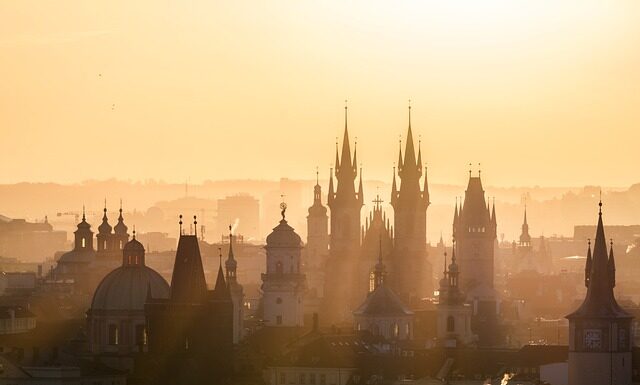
[1,0,639,186]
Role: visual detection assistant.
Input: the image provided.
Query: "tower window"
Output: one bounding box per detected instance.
[447,316,455,332]
[392,323,399,338]
[82,238,86,248]
[135,324,147,346]
[108,324,119,345]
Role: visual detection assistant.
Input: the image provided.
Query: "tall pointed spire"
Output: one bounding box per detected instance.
[608,239,616,288]
[423,166,430,204]
[568,200,630,319]
[391,167,398,206]
[339,101,352,171]
[585,239,592,287]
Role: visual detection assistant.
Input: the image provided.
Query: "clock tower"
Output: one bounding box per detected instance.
[566,201,633,385]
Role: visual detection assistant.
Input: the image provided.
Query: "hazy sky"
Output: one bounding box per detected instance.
[2,1,639,187]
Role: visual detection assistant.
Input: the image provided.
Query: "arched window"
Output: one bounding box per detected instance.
[135,324,147,346]
[276,261,283,274]
[108,324,119,345]
[103,240,107,250]
[447,316,455,333]
[392,323,399,338]
[82,238,86,248]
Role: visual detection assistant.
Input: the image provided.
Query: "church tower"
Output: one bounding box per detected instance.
[566,202,633,385]
[96,201,113,255]
[390,104,431,303]
[113,201,129,253]
[453,170,496,292]
[436,242,475,348]
[324,104,363,324]
[262,204,306,327]
[453,170,499,347]
[74,207,94,251]
[306,171,329,300]
[225,226,245,344]
[515,205,536,272]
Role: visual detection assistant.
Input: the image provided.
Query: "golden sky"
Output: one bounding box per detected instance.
[1,1,639,187]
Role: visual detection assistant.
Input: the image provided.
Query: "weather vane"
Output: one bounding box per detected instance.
[280,194,287,220]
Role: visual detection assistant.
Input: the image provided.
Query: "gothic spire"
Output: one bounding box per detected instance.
[608,239,616,288]
[584,239,592,288]
[391,167,398,206]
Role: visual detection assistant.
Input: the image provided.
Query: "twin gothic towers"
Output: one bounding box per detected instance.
[313,105,433,324]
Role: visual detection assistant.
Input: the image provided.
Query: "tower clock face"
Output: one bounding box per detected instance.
[584,329,602,350]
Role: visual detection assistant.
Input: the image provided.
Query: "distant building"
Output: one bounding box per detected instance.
[216,195,260,241]
[566,202,633,385]
[261,206,306,327]
[0,216,66,263]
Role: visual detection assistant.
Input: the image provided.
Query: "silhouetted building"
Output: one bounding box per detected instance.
[225,227,245,343]
[353,241,413,341]
[453,171,500,347]
[261,206,306,327]
[145,219,233,384]
[566,202,633,385]
[0,216,66,263]
[436,244,475,347]
[96,202,130,263]
[53,209,96,291]
[87,232,169,370]
[390,106,432,304]
[305,173,329,302]
[357,195,393,300]
[324,105,363,324]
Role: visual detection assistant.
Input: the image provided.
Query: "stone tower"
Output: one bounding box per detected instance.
[262,204,306,327]
[390,105,431,304]
[324,104,363,324]
[306,171,329,300]
[566,202,633,385]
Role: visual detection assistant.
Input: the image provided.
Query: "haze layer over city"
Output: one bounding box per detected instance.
[1,1,640,385]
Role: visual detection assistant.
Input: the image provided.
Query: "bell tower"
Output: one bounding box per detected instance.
[566,201,633,385]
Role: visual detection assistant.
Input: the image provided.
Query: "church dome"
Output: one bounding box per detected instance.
[266,219,301,247]
[98,212,112,234]
[114,210,128,235]
[90,265,169,311]
[76,217,91,230]
[123,237,144,254]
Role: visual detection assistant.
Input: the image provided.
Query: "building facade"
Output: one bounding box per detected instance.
[262,206,306,327]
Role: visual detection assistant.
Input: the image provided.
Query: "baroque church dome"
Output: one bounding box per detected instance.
[90,238,169,311]
[266,219,301,247]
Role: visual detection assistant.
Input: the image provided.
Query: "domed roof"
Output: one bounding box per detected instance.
[98,210,112,234]
[114,209,128,235]
[76,217,91,230]
[266,219,301,247]
[123,237,144,254]
[91,266,169,311]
